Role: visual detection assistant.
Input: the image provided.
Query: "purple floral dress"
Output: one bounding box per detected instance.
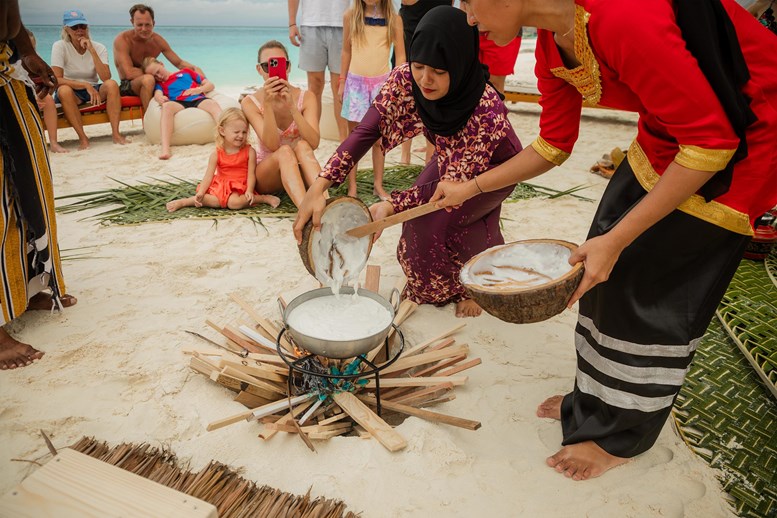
[320,63,523,305]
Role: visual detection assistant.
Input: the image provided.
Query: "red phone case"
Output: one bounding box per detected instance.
[268,57,287,81]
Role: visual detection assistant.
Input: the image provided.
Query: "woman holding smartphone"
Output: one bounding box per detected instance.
[241,40,322,208]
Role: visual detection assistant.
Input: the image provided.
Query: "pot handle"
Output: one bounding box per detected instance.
[389,287,401,313]
[277,297,288,327]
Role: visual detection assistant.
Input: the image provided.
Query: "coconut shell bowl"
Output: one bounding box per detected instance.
[460,239,584,324]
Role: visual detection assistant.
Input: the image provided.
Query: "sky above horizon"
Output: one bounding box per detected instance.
[20,0,293,27]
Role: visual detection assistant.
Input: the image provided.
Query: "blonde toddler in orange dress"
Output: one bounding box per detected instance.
[166,108,281,212]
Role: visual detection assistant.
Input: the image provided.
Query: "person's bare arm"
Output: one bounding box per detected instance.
[113,33,143,80]
[288,0,301,46]
[0,0,22,42]
[242,92,281,151]
[160,37,203,77]
[296,89,320,149]
[338,9,352,101]
[81,37,111,81]
[13,22,56,97]
[393,15,406,65]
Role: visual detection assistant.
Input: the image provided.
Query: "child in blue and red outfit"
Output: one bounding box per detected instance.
[142,57,222,159]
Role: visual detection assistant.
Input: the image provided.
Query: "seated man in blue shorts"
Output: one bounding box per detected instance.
[142,57,221,159]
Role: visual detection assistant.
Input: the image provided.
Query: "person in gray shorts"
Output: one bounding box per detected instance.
[288,0,350,141]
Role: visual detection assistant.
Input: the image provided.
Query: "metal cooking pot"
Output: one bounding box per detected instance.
[279,286,400,359]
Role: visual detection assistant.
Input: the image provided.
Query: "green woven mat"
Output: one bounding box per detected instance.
[765,248,777,287]
[717,254,777,396]
[673,318,777,517]
[55,165,561,226]
[673,251,777,517]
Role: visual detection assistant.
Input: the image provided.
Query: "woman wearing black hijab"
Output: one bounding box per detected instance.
[293,6,523,317]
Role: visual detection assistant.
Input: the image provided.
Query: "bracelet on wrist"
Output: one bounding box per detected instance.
[474,176,483,193]
[289,23,297,27]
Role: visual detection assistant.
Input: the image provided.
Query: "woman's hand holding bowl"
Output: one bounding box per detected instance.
[565,234,626,309]
[293,178,330,244]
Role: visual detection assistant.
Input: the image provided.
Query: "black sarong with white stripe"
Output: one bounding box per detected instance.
[560,158,751,458]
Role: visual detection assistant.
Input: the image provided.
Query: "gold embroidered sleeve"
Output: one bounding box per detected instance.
[674,145,736,172]
[531,136,571,166]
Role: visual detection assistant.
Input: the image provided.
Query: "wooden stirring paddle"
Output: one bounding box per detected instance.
[345,201,442,239]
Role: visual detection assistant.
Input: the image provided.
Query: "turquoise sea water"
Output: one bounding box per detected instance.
[26,25,304,89]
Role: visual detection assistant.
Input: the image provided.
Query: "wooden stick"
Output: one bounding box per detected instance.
[403,323,466,357]
[390,382,455,404]
[206,408,255,432]
[358,395,481,431]
[237,325,279,353]
[233,391,272,409]
[250,393,314,420]
[209,371,278,400]
[380,344,469,375]
[437,358,482,377]
[259,400,314,440]
[218,358,287,384]
[398,388,456,408]
[298,398,324,425]
[364,265,380,293]
[229,292,293,351]
[364,376,467,388]
[409,354,468,379]
[317,412,348,426]
[333,392,407,452]
[346,202,441,238]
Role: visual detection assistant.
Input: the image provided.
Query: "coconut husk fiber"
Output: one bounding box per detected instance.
[70,437,357,518]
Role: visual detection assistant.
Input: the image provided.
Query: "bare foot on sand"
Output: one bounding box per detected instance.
[50,143,68,153]
[78,138,89,150]
[254,194,281,208]
[537,395,563,419]
[547,441,629,481]
[159,151,172,160]
[455,299,482,318]
[166,199,192,212]
[0,328,44,370]
[545,441,629,480]
[113,134,128,145]
[28,292,77,311]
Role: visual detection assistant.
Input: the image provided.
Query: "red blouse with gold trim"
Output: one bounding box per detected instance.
[532,0,777,235]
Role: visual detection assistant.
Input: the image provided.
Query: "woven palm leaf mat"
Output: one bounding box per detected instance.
[717,253,777,396]
[54,165,558,226]
[672,254,777,518]
[69,436,357,517]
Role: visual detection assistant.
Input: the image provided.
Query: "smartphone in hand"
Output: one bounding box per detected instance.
[268,57,288,81]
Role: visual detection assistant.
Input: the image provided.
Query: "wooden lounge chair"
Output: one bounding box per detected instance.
[56,96,144,130]
[502,79,613,110]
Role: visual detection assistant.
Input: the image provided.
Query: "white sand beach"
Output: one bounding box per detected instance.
[0,102,735,517]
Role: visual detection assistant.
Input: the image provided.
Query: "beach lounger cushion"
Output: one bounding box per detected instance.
[143,91,240,146]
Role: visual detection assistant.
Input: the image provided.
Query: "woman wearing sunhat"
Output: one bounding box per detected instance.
[51,8,127,149]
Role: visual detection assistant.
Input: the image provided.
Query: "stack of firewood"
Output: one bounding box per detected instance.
[184,269,482,452]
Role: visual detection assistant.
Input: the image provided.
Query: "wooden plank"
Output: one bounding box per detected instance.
[380,344,469,375]
[229,293,293,351]
[364,265,380,293]
[237,325,281,354]
[317,412,348,426]
[234,391,273,409]
[390,382,455,404]
[437,358,482,377]
[223,326,270,354]
[399,388,455,408]
[364,376,467,388]
[0,449,216,518]
[333,392,407,452]
[219,366,286,396]
[409,354,468,379]
[386,299,418,340]
[250,393,314,420]
[209,371,278,400]
[218,358,287,384]
[259,400,314,440]
[403,323,466,357]
[358,395,481,431]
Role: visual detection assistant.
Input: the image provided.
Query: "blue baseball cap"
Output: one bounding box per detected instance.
[63,9,88,27]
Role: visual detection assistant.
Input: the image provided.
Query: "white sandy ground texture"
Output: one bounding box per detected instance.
[0,102,736,517]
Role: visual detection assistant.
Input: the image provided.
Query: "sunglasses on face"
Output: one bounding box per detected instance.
[70,24,88,30]
[258,60,291,73]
